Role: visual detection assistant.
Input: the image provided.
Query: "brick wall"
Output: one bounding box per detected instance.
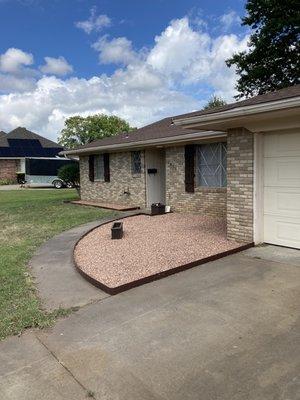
[80,151,147,207]
[227,128,254,242]
[165,146,227,216]
[0,159,17,180]
[80,146,227,215]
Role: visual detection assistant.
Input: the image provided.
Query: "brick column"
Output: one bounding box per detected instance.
[227,128,254,243]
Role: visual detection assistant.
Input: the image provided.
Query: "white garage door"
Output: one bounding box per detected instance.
[264,131,300,249]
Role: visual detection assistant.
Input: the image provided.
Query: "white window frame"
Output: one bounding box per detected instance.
[94,154,104,181]
[131,151,142,175]
[196,142,227,188]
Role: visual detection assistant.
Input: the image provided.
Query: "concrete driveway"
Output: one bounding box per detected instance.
[0,245,299,400]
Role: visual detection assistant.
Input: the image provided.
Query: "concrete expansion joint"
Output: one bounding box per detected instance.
[35,334,93,398]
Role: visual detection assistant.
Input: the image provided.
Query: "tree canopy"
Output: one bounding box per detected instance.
[203,95,227,110]
[226,0,300,99]
[58,114,134,149]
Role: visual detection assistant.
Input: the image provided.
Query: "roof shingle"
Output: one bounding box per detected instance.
[72,117,198,151]
[0,127,64,158]
[68,85,300,153]
[173,84,300,121]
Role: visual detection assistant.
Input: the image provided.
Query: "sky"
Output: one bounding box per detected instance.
[0,0,249,141]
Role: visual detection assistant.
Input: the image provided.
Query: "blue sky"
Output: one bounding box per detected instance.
[0,0,249,140]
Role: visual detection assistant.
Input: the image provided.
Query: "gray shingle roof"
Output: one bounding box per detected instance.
[0,127,62,148]
[0,127,65,158]
[173,84,300,121]
[72,117,199,151]
[69,85,300,153]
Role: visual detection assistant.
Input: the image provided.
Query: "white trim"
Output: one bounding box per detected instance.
[61,131,226,156]
[0,156,71,160]
[174,96,300,127]
[253,133,264,244]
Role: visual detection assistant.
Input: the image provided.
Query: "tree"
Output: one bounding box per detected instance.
[226,0,300,99]
[58,114,134,149]
[203,95,227,110]
[58,163,80,187]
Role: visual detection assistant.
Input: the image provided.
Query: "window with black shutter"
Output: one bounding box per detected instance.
[103,153,110,182]
[88,155,94,182]
[185,145,195,193]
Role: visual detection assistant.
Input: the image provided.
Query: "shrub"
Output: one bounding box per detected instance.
[58,163,80,187]
[0,178,16,185]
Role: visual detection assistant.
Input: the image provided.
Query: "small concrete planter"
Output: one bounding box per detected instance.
[111,222,123,239]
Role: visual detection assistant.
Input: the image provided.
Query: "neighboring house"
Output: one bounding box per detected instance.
[63,85,300,249]
[0,127,72,186]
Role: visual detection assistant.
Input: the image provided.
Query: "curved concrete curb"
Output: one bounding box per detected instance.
[29,210,142,311]
[75,242,254,296]
[74,215,254,296]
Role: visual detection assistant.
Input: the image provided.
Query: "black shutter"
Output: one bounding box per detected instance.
[185,145,195,193]
[88,155,94,182]
[103,153,110,182]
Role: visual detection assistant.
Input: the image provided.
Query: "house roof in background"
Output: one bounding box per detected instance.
[0,131,6,138]
[0,127,62,148]
[0,127,64,158]
[173,84,300,121]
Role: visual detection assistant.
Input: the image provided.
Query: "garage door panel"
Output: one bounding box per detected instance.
[264,215,300,249]
[264,131,300,157]
[263,131,300,249]
[264,158,300,187]
[264,188,300,217]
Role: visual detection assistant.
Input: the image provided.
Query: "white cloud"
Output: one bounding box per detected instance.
[0,73,36,93]
[147,17,248,100]
[0,16,249,140]
[0,48,33,73]
[0,48,37,93]
[92,36,138,65]
[40,56,73,76]
[219,11,240,32]
[75,7,111,34]
[0,74,199,141]
[148,18,210,77]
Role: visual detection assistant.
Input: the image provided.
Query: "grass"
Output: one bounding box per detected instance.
[0,189,114,340]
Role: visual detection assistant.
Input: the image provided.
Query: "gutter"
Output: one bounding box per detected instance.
[0,156,73,160]
[60,130,226,156]
[174,96,300,126]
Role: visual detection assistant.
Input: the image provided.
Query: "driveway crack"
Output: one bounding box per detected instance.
[35,334,94,398]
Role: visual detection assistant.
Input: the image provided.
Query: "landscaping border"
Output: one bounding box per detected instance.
[73,214,254,295]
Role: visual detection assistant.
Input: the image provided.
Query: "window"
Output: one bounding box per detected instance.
[131,151,141,174]
[94,154,104,181]
[196,143,227,187]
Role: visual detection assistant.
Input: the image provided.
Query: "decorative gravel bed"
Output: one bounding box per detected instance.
[74,213,244,291]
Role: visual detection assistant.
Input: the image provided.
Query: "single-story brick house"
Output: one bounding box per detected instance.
[63,85,300,249]
[0,127,65,181]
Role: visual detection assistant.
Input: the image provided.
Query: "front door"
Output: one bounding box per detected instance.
[146,149,166,207]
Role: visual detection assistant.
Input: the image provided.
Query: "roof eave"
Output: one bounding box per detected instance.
[173,96,300,129]
[60,130,226,156]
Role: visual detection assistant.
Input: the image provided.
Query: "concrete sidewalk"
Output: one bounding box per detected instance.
[0,245,299,400]
[0,185,56,190]
[30,211,144,311]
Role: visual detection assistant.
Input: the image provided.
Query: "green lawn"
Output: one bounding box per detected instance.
[0,189,114,340]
